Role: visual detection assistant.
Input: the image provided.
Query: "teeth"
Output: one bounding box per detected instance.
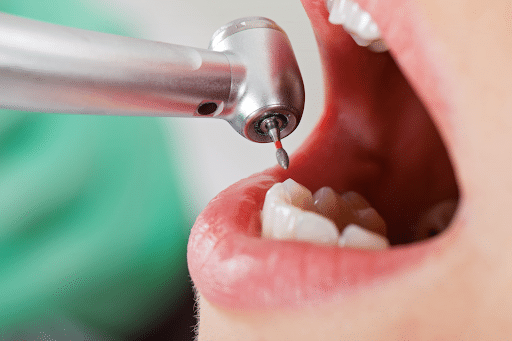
[261,179,339,244]
[413,199,457,240]
[338,191,370,210]
[313,187,387,237]
[338,224,390,250]
[356,207,387,238]
[261,179,390,249]
[326,0,388,52]
[313,186,357,230]
[293,211,340,245]
[282,178,317,212]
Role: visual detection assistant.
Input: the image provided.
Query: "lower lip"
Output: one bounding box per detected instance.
[187,171,455,309]
[188,0,461,310]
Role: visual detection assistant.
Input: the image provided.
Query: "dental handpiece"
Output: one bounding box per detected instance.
[0,13,305,168]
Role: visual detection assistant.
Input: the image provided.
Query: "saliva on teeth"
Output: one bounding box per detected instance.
[261,179,390,250]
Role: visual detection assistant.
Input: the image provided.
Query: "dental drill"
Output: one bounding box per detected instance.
[0,13,305,169]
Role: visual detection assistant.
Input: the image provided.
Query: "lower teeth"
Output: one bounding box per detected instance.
[261,179,455,249]
[261,179,390,250]
[412,199,458,240]
[338,224,389,250]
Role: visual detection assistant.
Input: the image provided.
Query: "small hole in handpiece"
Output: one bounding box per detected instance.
[197,102,218,115]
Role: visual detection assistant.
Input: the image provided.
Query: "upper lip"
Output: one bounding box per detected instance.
[188,0,461,309]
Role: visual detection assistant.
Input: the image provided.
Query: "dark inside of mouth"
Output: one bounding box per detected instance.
[369,54,460,246]
[286,44,460,247]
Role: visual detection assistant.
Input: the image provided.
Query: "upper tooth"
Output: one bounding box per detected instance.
[338,224,390,250]
[326,0,388,52]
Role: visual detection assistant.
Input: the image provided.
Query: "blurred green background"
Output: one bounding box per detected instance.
[0,0,321,338]
[0,1,194,339]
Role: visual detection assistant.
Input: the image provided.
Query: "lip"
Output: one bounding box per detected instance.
[188,0,461,309]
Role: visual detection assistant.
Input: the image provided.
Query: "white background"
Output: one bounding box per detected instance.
[111,0,325,217]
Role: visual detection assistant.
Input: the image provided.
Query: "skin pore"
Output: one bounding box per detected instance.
[192,0,512,339]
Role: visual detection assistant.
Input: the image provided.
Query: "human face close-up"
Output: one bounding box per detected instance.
[188,0,512,339]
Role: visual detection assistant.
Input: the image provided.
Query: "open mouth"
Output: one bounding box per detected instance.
[188,0,461,309]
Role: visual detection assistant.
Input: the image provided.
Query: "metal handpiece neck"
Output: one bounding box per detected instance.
[0,13,234,118]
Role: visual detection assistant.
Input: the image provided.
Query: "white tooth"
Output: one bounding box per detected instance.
[261,180,339,245]
[282,178,317,212]
[338,224,390,250]
[261,183,293,239]
[294,211,339,245]
[327,0,355,25]
[349,32,374,47]
[327,0,388,52]
[262,180,390,248]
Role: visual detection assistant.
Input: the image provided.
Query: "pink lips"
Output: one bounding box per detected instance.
[188,0,460,309]
[188,172,440,309]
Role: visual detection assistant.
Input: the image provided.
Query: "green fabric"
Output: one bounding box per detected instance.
[0,2,190,338]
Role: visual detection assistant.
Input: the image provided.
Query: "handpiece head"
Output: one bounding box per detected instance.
[208,17,305,143]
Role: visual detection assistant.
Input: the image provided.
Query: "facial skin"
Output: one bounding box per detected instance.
[190,0,512,339]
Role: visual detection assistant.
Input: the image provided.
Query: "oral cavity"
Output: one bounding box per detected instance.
[412,199,458,241]
[261,179,457,249]
[325,0,388,52]
[261,179,390,250]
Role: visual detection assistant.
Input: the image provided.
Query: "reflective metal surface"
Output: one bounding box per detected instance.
[210,17,304,142]
[0,13,233,117]
[0,14,304,142]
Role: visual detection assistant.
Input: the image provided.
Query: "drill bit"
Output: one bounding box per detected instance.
[275,147,289,170]
[264,117,290,170]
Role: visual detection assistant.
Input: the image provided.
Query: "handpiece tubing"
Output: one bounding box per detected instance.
[0,13,235,117]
